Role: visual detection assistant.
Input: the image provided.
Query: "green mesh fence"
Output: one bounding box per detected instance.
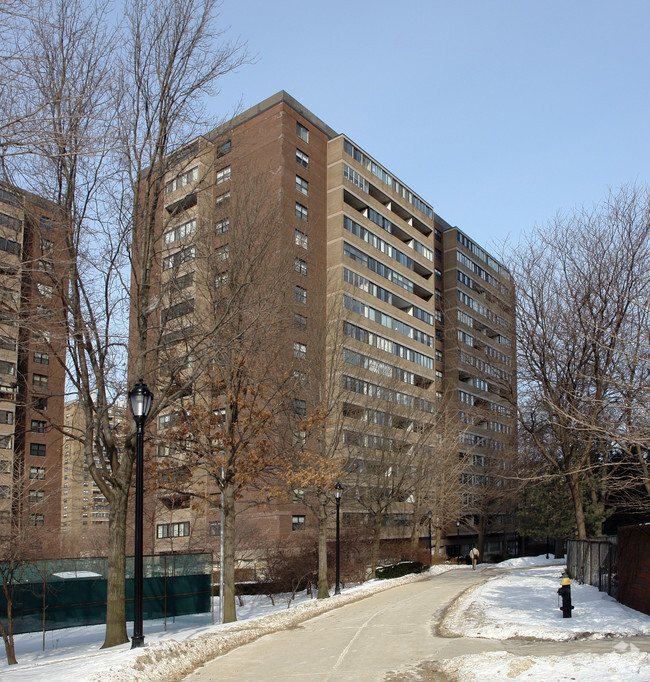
[0,553,212,635]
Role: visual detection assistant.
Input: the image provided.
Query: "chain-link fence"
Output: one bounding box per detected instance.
[0,553,212,636]
[566,538,617,597]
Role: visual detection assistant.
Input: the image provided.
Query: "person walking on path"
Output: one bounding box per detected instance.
[470,547,480,570]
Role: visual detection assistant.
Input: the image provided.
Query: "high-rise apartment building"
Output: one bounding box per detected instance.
[144,92,516,561]
[0,183,67,557]
[60,400,124,557]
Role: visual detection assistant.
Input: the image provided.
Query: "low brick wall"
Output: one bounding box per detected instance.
[617,524,650,616]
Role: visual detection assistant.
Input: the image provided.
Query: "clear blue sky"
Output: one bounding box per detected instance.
[209,0,650,254]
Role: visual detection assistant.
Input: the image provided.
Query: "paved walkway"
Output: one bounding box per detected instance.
[184,568,650,681]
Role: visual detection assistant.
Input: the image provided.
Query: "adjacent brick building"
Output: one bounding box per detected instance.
[0,183,67,557]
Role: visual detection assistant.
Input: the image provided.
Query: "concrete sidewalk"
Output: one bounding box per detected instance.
[183,568,650,681]
[183,567,648,681]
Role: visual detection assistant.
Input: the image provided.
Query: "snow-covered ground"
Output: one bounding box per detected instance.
[439,556,650,681]
[1,555,648,681]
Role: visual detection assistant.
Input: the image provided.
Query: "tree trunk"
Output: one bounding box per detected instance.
[221,480,237,623]
[0,594,17,665]
[369,520,381,577]
[316,494,329,599]
[566,473,587,539]
[477,514,487,558]
[101,491,129,648]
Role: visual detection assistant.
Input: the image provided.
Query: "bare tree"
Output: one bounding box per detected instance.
[5,0,248,647]
[158,168,297,623]
[506,185,650,539]
[0,470,59,665]
[279,288,349,599]
[407,394,469,558]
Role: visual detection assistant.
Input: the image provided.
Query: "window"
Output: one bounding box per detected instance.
[296,149,309,168]
[293,342,306,359]
[215,218,229,235]
[164,218,196,246]
[0,460,10,473]
[38,260,54,273]
[295,202,308,222]
[163,245,195,270]
[0,485,9,499]
[36,306,51,321]
[295,176,308,196]
[0,436,12,449]
[216,139,231,157]
[0,360,15,376]
[0,410,14,425]
[293,399,306,417]
[209,521,221,537]
[0,237,20,256]
[37,283,53,298]
[215,244,230,261]
[294,258,307,276]
[30,443,46,457]
[164,271,194,295]
[35,330,51,343]
[40,237,54,254]
[35,397,47,412]
[215,191,230,205]
[29,490,45,503]
[435,370,443,383]
[161,299,194,324]
[31,420,47,433]
[293,370,306,385]
[33,351,49,365]
[294,286,306,303]
[215,272,228,288]
[294,313,307,331]
[0,337,15,352]
[295,230,308,249]
[0,191,21,208]
[292,514,306,531]
[293,430,306,446]
[158,413,175,429]
[165,166,198,194]
[29,514,44,526]
[216,166,231,184]
[436,350,443,363]
[296,122,309,143]
[156,521,190,538]
[30,466,45,480]
[435,268,442,281]
[33,374,48,389]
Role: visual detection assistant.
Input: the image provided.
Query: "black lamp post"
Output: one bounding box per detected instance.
[427,511,432,557]
[456,519,461,560]
[129,379,153,649]
[334,482,343,595]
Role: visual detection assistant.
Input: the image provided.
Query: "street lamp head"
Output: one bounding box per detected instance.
[129,379,153,421]
[334,482,343,500]
[428,510,432,520]
[456,520,460,528]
